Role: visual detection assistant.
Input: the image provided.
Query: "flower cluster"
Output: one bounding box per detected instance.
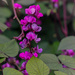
[61,49,75,69]
[61,49,75,57]
[2,57,19,69]
[17,5,43,75]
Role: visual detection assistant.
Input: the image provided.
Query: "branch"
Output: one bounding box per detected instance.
[12,0,24,40]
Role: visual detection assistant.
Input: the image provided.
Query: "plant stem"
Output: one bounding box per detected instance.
[12,0,24,40]
[63,0,68,37]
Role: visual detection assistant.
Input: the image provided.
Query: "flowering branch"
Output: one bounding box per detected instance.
[12,0,24,40]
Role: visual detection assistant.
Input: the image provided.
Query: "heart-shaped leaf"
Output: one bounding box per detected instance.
[40,54,62,70]
[26,56,49,75]
[0,39,19,57]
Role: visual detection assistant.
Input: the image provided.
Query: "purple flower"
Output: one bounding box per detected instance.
[24,16,36,23]
[20,19,27,26]
[61,49,75,57]
[25,5,40,15]
[22,24,31,31]
[31,24,42,32]
[24,51,33,60]
[34,35,41,43]
[22,70,29,75]
[2,63,15,69]
[19,38,28,49]
[21,61,27,69]
[19,52,25,59]
[33,45,43,53]
[33,52,38,57]
[5,21,11,28]
[37,13,43,19]
[26,32,36,41]
[14,3,22,9]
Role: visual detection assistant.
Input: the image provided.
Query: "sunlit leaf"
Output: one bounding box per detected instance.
[26,56,50,75]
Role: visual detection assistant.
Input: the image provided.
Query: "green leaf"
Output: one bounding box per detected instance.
[59,68,75,75]
[54,71,67,75]
[0,22,8,32]
[0,58,5,63]
[3,68,23,75]
[0,7,12,18]
[67,3,75,16]
[58,55,75,68]
[0,39,19,57]
[40,54,62,70]
[0,35,10,44]
[58,36,75,50]
[26,56,49,75]
[0,17,6,23]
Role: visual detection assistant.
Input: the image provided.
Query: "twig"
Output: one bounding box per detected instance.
[11,0,24,40]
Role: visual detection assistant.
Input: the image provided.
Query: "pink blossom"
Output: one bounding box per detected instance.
[61,49,75,57]
[33,52,38,57]
[22,24,31,31]
[34,35,41,43]
[22,70,29,75]
[2,63,15,69]
[19,52,25,59]
[25,5,40,15]
[37,13,43,19]
[24,51,33,60]
[33,45,43,53]
[20,19,27,26]
[21,61,27,69]
[14,3,22,9]
[31,24,42,32]
[26,32,36,41]
[24,16,36,23]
